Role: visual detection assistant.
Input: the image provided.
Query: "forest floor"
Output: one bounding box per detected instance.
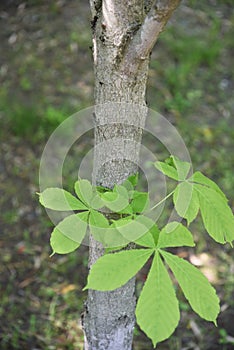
[0,0,234,349]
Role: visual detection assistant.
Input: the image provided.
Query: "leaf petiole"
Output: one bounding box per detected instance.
[150,190,175,211]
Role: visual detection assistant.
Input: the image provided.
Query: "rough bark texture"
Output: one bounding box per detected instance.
[83,1,180,349]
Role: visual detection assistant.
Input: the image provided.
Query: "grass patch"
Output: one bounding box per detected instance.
[150,18,222,116]
[0,95,77,142]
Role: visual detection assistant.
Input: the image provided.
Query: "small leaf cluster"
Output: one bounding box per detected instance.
[84,224,219,347]
[38,174,150,254]
[155,155,234,244]
[38,155,234,348]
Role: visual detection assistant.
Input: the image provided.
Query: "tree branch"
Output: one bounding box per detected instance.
[89,0,102,18]
[120,0,181,76]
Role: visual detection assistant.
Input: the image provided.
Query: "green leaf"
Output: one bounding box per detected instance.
[171,156,191,181]
[100,191,129,212]
[136,252,180,347]
[117,215,155,242]
[52,212,89,243]
[90,193,104,210]
[103,222,130,248]
[154,161,178,180]
[84,249,153,291]
[146,224,160,246]
[113,184,130,200]
[117,204,133,215]
[173,182,199,225]
[50,229,80,254]
[154,156,191,181]
[104,245,128,254]
[189,171,227,201]
[122,180,134,193]
[161,251,220,323]
[100,217,135,247]
[131,191,149,214]
[112,185,133,211]
[135,223,158,248]
[128,173,138,187]
[89,209,109,242]
[194,184,234,244]
[39,188,88,211]
[123,173,138,190]
[157,222,195,248]
[95,185,110,193]
[101,191,117,202]
[112,216,132,227]
[89,209,109,228]
[106,219,134,247]
[74,179,94,207]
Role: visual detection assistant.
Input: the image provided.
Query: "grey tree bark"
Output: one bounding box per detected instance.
[83,1,180,349]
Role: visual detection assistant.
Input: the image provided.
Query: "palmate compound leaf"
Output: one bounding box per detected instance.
[161,251,220,323]
[39,188,88,211]
[157,222,195,248]
[84,249,154,291]
[136,251,180,347]
[194,184,234,244]
[50,211,89,254]
[173,181,200,225]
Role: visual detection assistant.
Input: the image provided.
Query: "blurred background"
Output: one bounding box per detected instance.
[0,0,233,349]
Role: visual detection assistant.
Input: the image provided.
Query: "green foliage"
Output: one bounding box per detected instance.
[84,249,154,291]
[155,157,234,244]
[75,179,94,208]
[151,20,222,115]
[89,209,109,241]
[136,252,180,347]
[154,155,191,181]
[50,228,80,255]
[135,223,158,248]
[195,185,234,244]
[39,156,234,347]
[157,222,195,248]
[161,251,220,323]
[99,189,129,212]
[38,188,88,211]
[154,160,178,180]
[115,215,155,242]
[1,96,72,141]
[50,212,89,253]
[190,171,227,200]
[130,191,149,214]
[173,181,199,225]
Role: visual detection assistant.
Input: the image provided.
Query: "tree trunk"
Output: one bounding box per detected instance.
[83,1,180,349]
